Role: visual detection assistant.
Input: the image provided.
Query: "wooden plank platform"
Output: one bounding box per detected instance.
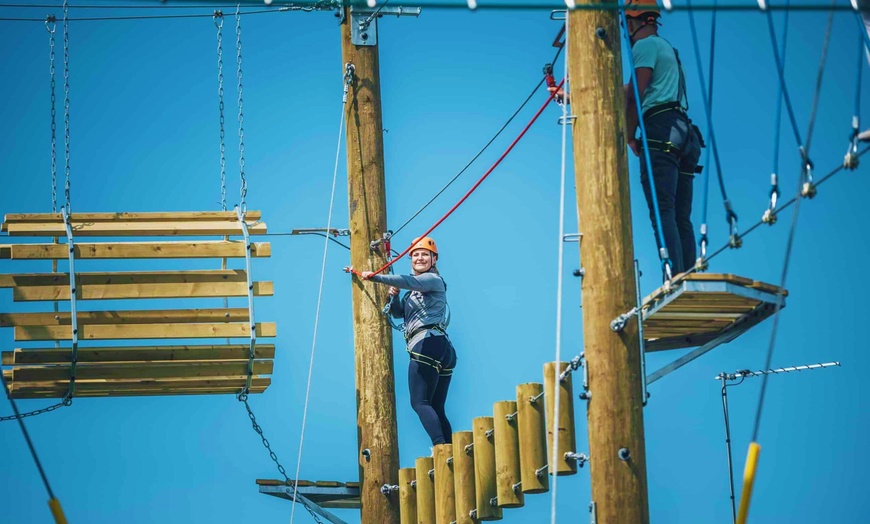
[257,479,362,510]
[0,241,271,260]
[0,270,273,301]
[0,210,276,399]
[641,273,786,352]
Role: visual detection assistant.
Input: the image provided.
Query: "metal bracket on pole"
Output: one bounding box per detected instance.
[290,227,350,237]
[61,206,79,401]
[284,488,349,524]
[589,501,598,524]
[350,5,421,46]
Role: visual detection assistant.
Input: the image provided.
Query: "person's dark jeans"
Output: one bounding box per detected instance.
[639,110,701,278]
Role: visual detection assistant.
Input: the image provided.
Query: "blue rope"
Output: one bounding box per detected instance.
[857,12,870,61]
[687,0,737,251]
[620,12,672,277]
[764,4,805,151]
[856,15,865,127]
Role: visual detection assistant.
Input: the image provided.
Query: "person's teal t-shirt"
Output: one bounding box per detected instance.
[631,35,684,115]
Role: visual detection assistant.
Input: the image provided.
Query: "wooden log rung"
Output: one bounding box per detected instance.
[13,321,276,341]
[2,344,276,365]
[0,241,271,260]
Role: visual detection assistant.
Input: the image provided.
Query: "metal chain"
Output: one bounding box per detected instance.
[62,0,71,212]
[46,15,58,213]
[215,11,227,211]
[235,5,247,215]
[0,397,69,423]
[238,394,324,524]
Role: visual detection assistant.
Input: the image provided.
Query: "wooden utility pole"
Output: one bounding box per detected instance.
[568,2,650,523]
[341,9,400,524]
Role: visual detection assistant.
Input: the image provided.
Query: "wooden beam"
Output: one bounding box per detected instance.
[2,344,276,365]
[0,241,271,260]
[13,321,276,341]
[3,211,262,223]
[0,308,251,326]
[0,270,272,301]
[10,360,273,381]
[4,220,267,237]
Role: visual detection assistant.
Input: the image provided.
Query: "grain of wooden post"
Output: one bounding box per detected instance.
[415,457,436,524]
[516,382,549,493]
[434,444,456,524]
[452,431,476,524]
[493,401,524,508]
[472,416,502,521]
[544,361,577,475]
[399,467,417,524]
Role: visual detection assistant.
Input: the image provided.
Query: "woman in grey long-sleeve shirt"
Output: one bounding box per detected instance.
[362,236,456,445]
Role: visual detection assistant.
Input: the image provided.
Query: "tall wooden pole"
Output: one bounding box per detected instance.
[568,2,650,522]
[341,10,400,524]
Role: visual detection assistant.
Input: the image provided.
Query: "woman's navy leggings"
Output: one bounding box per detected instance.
[408,335,456,445]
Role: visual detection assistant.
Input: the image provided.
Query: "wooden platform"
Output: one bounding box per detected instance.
[257,479,361,510]
[641,273,786,352]
[0,211,275,399]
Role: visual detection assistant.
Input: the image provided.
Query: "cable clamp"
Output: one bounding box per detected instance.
[380,484,399,496]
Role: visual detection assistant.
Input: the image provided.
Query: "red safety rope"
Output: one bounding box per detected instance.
[345,77,566,278]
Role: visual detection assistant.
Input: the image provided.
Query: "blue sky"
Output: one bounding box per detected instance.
[0,1,867,523]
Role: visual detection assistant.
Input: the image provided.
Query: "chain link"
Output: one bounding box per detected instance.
[0,396,70,423]
[238,394,324,524]
[62,0,71,212]
[46,15,58,213]
[215,11,227,211]
[235,5,247,215]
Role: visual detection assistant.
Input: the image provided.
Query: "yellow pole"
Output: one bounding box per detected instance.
[736,442,761,524]
[48,498,68,524]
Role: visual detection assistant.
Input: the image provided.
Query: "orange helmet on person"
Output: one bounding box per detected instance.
[410,236,438,257]
[624,0,661,20]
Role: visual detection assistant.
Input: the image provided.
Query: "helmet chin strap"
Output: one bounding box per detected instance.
[628,16,659,42]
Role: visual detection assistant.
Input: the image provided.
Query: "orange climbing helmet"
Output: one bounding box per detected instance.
[409,236,438,257]
[624,0,661,19]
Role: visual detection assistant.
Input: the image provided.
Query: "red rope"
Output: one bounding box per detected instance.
[347,77,565,279]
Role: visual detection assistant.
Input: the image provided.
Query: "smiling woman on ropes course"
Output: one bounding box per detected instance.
[360,236,457,447]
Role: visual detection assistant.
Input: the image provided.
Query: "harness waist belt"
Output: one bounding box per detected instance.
[404,324,446,343]
[643,101,685,120]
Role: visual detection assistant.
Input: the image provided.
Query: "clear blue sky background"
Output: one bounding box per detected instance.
[1,1,867,523]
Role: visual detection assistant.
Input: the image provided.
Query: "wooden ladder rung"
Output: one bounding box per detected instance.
[3,211,262,224]
[0,270,273,301]
[0,308,251,327]
[4,220,266,237]
[0,241,271,260]
[2,344,276,365]
[12,322,276,341]
[9,360,274,382]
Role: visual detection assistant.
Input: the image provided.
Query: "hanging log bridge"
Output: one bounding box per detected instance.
[252,273,785,523]
[0,211,276,398]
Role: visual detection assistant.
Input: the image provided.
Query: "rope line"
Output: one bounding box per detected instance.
[750,0,835,443]
[357,77,565,278]
[688,0,738,256]
[288,68,348,524]
[391,43,564,238]
[620,11,672,278]
[766,0,789,223]
[550,17,568,524]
